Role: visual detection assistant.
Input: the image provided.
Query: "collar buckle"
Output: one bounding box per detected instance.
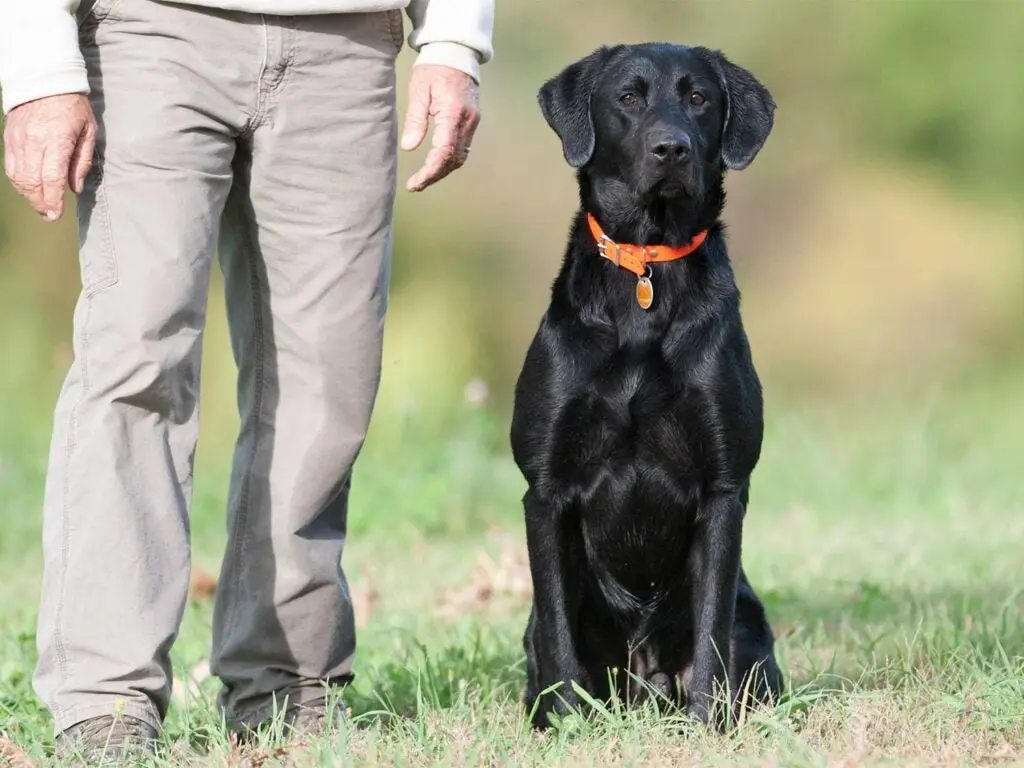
[597,235,621,266]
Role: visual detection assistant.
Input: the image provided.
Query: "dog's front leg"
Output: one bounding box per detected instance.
[688,491,744,728]
[523,489,589,729]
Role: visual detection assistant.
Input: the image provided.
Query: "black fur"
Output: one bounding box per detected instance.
[512,43,783,730]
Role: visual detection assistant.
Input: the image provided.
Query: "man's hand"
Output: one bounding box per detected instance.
[400,65,480,192]
[3,94,97,221]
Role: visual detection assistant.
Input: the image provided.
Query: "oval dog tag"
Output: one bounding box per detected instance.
[636,275,654,310]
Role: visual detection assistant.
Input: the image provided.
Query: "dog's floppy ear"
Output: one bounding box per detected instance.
[538,46,617,168]
[696,48,776,171]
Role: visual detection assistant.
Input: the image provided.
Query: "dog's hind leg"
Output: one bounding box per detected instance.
[729,567,783,710]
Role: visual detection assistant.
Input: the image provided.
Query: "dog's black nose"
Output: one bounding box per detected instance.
[648,132,692,162]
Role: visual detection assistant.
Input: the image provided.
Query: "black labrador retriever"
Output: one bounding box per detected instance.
[510,43,784,729]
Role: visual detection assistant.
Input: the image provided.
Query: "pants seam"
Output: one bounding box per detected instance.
[52,296,95,719]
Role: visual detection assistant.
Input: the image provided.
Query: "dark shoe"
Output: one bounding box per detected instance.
[55,714,158,764]
[235,696,348,743]
[283,698,348,738]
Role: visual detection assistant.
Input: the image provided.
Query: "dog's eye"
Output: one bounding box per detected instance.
[618,93,638,107]
[689,91,707,107]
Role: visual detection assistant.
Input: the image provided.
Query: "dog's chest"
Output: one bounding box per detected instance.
[543,338,720,588]
[548,344,707,500]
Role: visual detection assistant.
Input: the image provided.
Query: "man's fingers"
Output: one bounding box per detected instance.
[11,137,49,216]
[3,130,18,185]
[401,65,480,191]
[407,140,462,191]
[406,143,473,192]
[461,104,482,148]
[6,124,79,220]
[3,94,97,220]
[40,139,76,220]
[69,120,97,195]
[406,145,456,192]
[432,109,460,153]
[406,107,477,192]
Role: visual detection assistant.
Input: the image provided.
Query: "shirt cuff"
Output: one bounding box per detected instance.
[1,65,89,115]
[414,42,482,84]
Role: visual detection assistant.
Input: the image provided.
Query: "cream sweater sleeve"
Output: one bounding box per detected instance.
[407,0,494,84]
[0,0,88,114]
[0,0,495,115]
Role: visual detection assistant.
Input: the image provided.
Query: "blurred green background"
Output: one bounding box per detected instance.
[3,4,1024,757]
[1,0,1022,542]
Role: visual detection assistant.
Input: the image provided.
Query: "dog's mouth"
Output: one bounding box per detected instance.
[642,171,701,201]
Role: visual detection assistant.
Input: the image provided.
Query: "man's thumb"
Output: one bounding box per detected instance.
[401,95,429,151]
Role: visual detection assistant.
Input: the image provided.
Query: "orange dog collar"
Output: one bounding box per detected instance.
[587,213,708,310]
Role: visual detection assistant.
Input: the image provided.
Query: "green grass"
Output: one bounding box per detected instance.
[1,367,1023,766]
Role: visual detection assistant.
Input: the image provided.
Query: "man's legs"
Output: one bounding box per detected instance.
[210,11,402,728]
[34,0,255,735]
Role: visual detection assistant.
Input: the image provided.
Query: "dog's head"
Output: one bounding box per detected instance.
[538,43,775,204]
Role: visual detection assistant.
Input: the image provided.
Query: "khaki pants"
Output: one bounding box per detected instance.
[34,0,401,733]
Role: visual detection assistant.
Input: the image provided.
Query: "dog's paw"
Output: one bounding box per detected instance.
[685,691,730,732]
[526,681,585,730]
[649,672,673,699]
[627,671,677,708]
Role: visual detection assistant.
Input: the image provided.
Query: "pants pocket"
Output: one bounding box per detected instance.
[76,170,120,296]
[385,9,404,56]
[77,0,125,28]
